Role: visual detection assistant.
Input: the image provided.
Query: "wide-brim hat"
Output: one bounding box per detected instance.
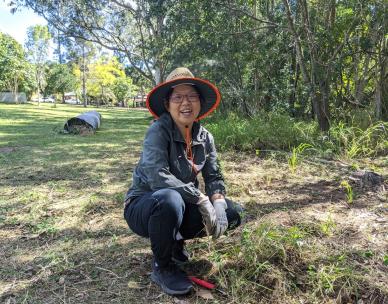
[146,67,221,120]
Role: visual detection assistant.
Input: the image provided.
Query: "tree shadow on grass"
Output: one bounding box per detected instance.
[0,225,211,303]
[1,241,155,303]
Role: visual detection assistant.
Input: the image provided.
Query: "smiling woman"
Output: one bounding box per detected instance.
[164,84,201,135]
[123,67,243,296]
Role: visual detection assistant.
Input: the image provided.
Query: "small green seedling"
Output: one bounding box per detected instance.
[340,180,353,204]
[288,143,312,173]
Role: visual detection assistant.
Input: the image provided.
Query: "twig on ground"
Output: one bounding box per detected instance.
[95,266,122,278]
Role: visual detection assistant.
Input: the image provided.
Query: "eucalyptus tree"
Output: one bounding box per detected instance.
[64,38,97,107]
[25,25,51,104]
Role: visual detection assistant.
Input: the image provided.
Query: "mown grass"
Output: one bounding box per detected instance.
[1,102,387,304]
[0,102,153,303]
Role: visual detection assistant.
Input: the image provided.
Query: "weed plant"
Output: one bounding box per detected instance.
[212,221,367,303]
[340,180,354,204]
[288,143,312,173]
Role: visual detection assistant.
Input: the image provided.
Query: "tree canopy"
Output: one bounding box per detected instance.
[0,32,35,99]
[25,24,51,102]
[10,0,388,126]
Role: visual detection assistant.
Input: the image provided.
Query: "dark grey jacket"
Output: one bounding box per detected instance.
[125,113,226,205]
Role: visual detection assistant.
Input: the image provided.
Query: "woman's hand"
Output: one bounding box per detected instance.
[197,194,216,235]
[212,199,228,239]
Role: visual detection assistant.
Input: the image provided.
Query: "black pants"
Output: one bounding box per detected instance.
[124,189,241,267]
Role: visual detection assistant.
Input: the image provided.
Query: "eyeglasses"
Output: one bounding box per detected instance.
[169,93,200,104]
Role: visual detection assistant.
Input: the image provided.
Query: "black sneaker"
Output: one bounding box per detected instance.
[151,259,193,295]
[172,240,189,264]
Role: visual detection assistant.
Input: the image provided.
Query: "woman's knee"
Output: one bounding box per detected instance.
[152,189,185,216]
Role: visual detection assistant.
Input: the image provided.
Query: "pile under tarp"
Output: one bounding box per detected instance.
[64,111,101,135]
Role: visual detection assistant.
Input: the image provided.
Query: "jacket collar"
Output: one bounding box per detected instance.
[160,113,206,144]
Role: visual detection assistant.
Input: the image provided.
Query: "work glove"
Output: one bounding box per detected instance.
[197,193,216,235]
[212,199,228,239]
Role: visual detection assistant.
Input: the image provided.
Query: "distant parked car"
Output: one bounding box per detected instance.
[42,97,55,103]
[65,98,81,104]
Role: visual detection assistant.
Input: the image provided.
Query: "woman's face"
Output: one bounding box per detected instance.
[166,84,201,129]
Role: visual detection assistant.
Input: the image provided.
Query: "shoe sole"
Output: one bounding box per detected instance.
[151,272,192,295]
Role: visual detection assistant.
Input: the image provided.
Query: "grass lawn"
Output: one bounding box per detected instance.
[0,102,387,303]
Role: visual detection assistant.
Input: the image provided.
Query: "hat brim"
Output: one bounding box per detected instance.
[146,77,221,120]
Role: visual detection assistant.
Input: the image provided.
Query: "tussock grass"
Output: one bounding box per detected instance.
[205,112,388,159]
[205,112,317,151]
[328,121,388,159]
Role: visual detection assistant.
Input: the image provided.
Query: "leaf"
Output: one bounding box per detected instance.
[127,280,144,289]
[196,288,214,300]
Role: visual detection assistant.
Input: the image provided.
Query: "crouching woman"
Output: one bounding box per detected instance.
[123,67,242,295]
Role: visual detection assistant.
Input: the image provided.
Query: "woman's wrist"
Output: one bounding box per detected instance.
[211,193,225,202]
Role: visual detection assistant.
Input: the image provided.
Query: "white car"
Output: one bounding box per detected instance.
[42,97,55,103]
[65,98,81,104]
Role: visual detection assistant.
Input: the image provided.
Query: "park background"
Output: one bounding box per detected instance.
[0,1,387,303]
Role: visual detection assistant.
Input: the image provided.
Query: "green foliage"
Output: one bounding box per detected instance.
[80,56,130,105]
[31,218,58,235]
[45,63,77,97]
[112,76,134,106]
[25,25,51,97]
[206,113,387,160]
[328,121,388,159]
[340,180,354,204]
[215,221,364,302]
[288,143,313,173]
[205,112,318,152]
[320,216,336,236]
[307,262,359,297]
[0,32,34,96]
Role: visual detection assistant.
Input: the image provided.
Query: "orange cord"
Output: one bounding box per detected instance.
[185,126,198,175]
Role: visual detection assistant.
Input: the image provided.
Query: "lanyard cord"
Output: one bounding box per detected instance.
[185,125,198,175]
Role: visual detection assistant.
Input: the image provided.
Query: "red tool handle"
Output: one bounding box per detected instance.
[189,276,216,289]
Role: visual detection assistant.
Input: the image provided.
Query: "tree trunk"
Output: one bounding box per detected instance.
[375,33,387,120]
[288,47,298,116]
[375,73,382,120]
[154,66,162,85]
[82,44,87,108]
[319,79,330,131]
